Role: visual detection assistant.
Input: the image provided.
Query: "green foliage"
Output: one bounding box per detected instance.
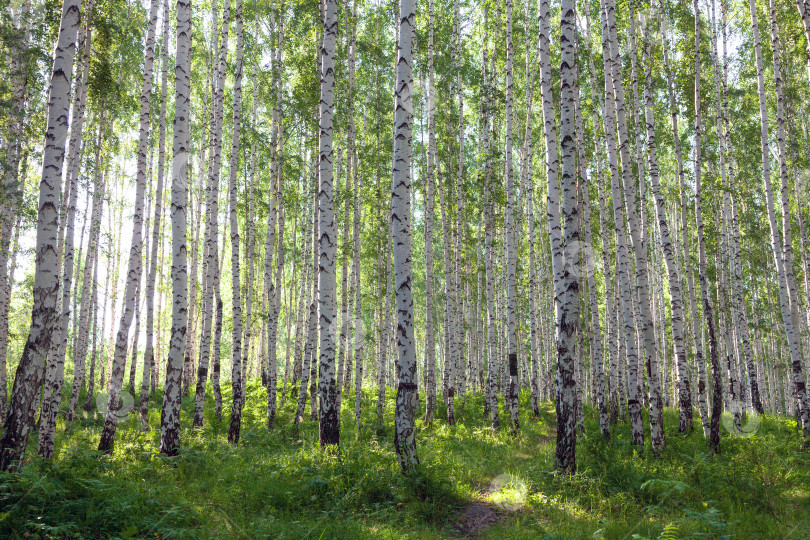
[0,389,807,538]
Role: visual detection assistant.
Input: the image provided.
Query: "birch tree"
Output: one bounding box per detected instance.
[194,0,230,428]
[423,0,437,425]
[227,0,245,444]
[0,0,82,471]
[694,0,723,453]
[97,0,161,452]
[392,0,419,472]
[504,0,519,435]
[318,0,339,446]
[159,0,191,456]
[554,0,580,473]
[644,7,693,433]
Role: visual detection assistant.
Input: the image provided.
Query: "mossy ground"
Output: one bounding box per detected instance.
[0,382,808,538]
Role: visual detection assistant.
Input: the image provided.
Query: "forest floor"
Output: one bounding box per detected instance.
[0,382,808,539]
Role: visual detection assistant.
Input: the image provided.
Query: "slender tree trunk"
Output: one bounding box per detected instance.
[575,83,609,440]
[522,0,540,419]
[452,0,466,412]
[694,0,722,453]
[353,139,364,430]
[295,184,318,427]
[227,0,245,443]
[194,0,231,428]
[66,126,105,426]
[504,0,519,435]
[159,0,191,456]
[263,11,282,425]
[644,10,693,432]
[605,0,664,454]
[482,25,499,430]
[437,173,455,425]
[600,0,644,446]
[748,0,810,439]
[423,0,437,425]
[139,0,170,431]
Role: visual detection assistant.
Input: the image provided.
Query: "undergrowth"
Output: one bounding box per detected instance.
[0,381,807,538]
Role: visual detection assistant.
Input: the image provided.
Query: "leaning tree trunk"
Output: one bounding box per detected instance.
[159,0,191,456]
[645,9,693,433]
[97,0,160,452]
[0,0,81,471]
[769,0,810,435]
[392,0,419,473]
[38,13,94,457]
[748,0,810,440]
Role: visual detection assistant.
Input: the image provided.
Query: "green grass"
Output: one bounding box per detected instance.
[0,381,808,538]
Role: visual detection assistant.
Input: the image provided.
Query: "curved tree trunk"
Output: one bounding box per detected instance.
[748,0,810,440]
[646,8,693,433]
[38,13,94,457]
[0,0,81,471]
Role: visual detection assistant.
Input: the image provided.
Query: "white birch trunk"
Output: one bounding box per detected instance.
[159,0,191,455]
[226,0,245,442]
[748,0,810,439]
[392,0,419,471]
[0,0,81,471]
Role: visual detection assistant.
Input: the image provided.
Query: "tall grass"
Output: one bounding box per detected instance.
[0,382,807,538]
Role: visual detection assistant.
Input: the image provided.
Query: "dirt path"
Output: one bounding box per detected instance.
[454,500,506,538]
